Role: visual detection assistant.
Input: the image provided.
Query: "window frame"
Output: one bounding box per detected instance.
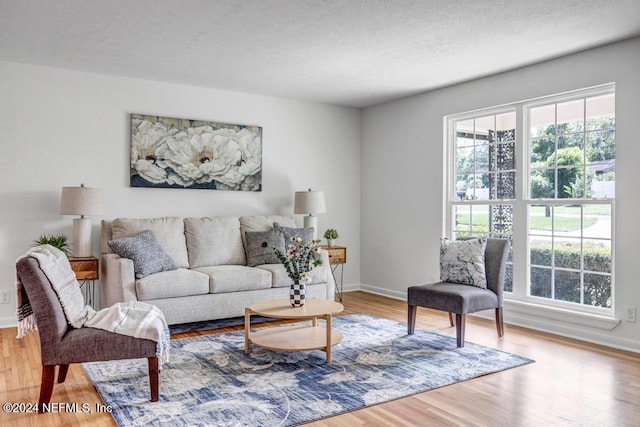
[445,83,615,318]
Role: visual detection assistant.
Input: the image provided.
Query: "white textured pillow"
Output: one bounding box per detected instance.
[440,238,487,288]
[184,217,246,267]
[111,217,189,268]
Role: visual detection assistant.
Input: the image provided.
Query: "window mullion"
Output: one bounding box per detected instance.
[512,104,527,299]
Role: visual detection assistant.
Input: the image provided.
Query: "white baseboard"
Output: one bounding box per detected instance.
[0,316,17,329]
[352,283,640,354]
[358,283,405,301]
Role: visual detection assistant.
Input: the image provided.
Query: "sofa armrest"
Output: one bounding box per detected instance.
[319,249,336,301]
[100,253,137,307]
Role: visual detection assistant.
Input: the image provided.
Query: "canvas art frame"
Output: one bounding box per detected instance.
[130,114,262,191]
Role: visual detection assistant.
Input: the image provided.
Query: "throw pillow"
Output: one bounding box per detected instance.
[440,238,488,288]
[110,217,189,268]
[273,222,315,245]
[245,229,286,267]
[108,230,177,279]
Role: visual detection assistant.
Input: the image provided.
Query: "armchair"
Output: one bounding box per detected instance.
[407,238,510,347]
[16,257,160,412]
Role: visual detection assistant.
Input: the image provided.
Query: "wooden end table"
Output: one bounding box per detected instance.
[321,245,346,301]
[68,256,99,307]
[244,298,344,363]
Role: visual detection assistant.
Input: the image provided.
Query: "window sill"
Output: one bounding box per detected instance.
[502,298,621,331]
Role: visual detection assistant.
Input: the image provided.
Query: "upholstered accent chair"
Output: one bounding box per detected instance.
[16,257,160,412]
[407,238,510,347]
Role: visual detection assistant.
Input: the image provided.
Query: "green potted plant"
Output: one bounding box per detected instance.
[33,233,73,257]
[323,228,339,247]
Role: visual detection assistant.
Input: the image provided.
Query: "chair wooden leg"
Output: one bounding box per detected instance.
[448,312,454,326]
[148,357,159,402]
[57,364,69,383]
[495,307,505,337]
[455,314,466,348]
[38,365,55,413]
[407,305,417,335]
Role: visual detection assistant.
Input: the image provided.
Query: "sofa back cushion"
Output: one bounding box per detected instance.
[184,217,246,268]
[239,215,295,247]
[111,217,189,269]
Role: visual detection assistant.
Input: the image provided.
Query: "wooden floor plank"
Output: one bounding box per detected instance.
[1,291,638,426]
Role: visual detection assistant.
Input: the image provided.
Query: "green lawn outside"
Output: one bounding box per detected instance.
[529,205,611,215]
[456,213,597,232]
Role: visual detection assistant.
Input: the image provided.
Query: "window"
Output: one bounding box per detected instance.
[451,110,516,291]
[447,84,615,315]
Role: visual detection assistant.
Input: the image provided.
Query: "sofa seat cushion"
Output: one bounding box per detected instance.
[184,217,246,268]
[256,264,328,288]
[111,217,189,268]
[193,265,272,293]
[136,268,209,301]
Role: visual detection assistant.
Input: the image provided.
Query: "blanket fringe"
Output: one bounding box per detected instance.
[16,314,37,339]
[157,327,171,368]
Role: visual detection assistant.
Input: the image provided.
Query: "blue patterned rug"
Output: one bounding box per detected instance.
[83,314,533,426]
[169,315,277,335]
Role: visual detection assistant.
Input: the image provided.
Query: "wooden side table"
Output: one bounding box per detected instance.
[68,256,99,307]
[320,245,346,302]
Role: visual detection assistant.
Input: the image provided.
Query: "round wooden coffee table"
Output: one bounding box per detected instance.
[244,298,344,363]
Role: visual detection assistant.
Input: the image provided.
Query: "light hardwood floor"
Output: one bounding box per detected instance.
[1,291,638,426]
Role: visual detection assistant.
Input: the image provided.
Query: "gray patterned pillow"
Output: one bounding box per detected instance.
[245,229,286,267]
[440,238,487,288]
[273,222,314,244]
[108,230,177,278]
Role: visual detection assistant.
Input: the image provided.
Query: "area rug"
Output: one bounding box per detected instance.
[169,315,277,335]
[83,314,534,426]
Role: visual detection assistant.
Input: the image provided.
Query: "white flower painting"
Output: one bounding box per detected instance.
[130,114,262,191]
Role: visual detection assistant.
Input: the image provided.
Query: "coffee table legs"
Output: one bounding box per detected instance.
[244,308,251,354]
[326,314,333,363]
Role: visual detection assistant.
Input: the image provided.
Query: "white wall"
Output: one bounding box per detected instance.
[0,61,361,326]
[361,37,640,352]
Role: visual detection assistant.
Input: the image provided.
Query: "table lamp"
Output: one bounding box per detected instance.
[60,184,103,257]
[294,189,326,239]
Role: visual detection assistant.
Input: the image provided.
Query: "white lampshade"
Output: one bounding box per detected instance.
[60,185,103,216]
[60,184,103,257]
[294,189,326,239]
[294,189,326,215]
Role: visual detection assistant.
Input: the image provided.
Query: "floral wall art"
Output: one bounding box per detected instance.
[130,114,262,191]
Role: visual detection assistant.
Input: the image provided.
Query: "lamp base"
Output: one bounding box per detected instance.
[72,217,93,257]
[303,215,318,240]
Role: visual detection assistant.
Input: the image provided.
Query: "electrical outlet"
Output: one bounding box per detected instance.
[0,291,9,304]
[625,306,637,323]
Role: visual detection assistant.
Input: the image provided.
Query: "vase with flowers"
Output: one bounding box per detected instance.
[273,237,323,307]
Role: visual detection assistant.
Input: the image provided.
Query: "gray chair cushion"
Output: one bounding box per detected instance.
[408,282,499,314]
[408,238,510,314]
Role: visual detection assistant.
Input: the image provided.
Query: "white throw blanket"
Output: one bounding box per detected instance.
[16,245,169,366]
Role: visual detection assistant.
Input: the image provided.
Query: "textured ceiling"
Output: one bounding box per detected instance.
[1,0,639,108]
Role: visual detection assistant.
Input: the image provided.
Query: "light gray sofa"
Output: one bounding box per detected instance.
[100,215,335,325]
